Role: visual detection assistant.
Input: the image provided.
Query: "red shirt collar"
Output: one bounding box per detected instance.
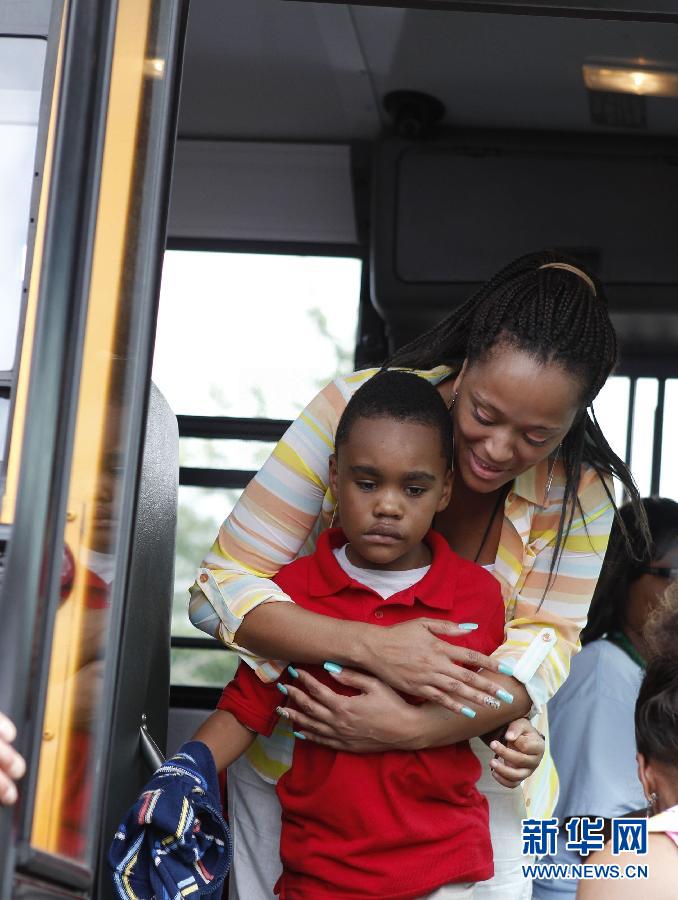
[308,527,460,609]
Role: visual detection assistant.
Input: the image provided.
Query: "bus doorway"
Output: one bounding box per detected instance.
[3,1,678,898]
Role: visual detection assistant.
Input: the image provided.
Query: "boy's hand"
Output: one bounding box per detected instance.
[487,718,545,788]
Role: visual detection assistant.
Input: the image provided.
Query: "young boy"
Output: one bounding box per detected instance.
[194,371,506,899]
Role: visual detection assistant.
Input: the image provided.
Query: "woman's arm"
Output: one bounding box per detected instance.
[240,602,511,710]
[188,376,345,652]
[281,666,531,749]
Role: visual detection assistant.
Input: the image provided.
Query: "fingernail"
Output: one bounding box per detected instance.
[277,683,288,695]
[483,697,501,710]
[461,706,476,719]
[490,741,500,751]
[496,689,514,704]
[498,663,514,676]
[459,623,478,631]
[323,661,343,675]
[2,784,17,805]
[275,706,290,719]
[293,731,306,740]
[287,666,299,679]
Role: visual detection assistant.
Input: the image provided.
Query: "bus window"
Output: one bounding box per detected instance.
[0,37,46,461]
[629,378,659,498]
[591,376,630,504]
[152,249,362,687]
[660,379,678,500]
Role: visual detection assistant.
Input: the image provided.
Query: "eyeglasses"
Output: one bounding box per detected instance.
[641,566,678,580]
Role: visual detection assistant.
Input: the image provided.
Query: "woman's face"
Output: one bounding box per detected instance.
[452,344,583,494]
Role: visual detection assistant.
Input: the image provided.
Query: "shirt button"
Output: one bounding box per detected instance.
[199,573,208,583]
[374,610,384,619]
[526,798,531,807]
[542,632,551,642]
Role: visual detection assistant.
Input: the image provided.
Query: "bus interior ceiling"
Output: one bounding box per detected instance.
[161,0,678,747]
[168,0,678,360]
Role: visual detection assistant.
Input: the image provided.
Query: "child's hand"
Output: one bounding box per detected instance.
[487,718,545,788]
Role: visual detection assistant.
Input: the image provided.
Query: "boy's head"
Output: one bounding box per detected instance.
[329,371,452,571]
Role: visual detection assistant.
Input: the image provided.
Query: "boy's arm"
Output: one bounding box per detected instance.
[192,709,257,773]
[193,660,285,773]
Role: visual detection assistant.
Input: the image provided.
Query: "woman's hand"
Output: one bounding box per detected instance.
[280,667,417,752]
[487,718,545,788]
[361,618,511,714]
[0,711,26,806]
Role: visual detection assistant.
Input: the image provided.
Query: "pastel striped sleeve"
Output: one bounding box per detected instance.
[187,374,372,674]
[495,467,614,713]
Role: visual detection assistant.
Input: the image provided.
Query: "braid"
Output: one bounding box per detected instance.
[386,249,650,585]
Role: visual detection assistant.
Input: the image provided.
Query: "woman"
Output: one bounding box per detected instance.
[189,250,646,898]
[577,586,678,899]
[534,497,678,898]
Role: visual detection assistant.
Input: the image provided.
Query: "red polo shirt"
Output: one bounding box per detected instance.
[218,528,505,899]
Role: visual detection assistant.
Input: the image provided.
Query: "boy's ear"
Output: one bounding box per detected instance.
[329,453,339,497]
[437,469,453,512]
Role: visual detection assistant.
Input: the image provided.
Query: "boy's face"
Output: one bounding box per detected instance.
[329,416,452,571]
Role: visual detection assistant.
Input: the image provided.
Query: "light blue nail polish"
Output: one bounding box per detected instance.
[461,706,476,719]
[498,663,515,676]
[496,689,514,704]
[287,665,299,679]
[275,706,289,718]
[293,731,306,740]
[323,661,343,675]
[459,623,478,631]
[277,683,288,695]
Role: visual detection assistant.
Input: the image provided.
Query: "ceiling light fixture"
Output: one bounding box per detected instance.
[583,63,678,98]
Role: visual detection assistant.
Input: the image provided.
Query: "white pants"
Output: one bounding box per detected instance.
[227,742,532,900]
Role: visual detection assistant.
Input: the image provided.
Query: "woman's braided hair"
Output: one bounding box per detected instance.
[386,249,650,586]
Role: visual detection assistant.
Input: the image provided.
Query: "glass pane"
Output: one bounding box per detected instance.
[630,378,658,498]
[153,251,361,418]
[660,379,678,501]
[0,397,8,462]
[173,485,243,639]
[0,38,46,371]
[592,376,629,504]
[171,646,239,689]
[180,437,277,470]
[31,0,176,863]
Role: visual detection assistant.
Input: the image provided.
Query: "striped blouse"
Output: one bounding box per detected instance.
[189,366,614,818]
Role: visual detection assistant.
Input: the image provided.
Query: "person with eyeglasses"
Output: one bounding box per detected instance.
[533,496,678,898]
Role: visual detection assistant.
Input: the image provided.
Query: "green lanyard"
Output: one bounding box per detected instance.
[606,631,646,671]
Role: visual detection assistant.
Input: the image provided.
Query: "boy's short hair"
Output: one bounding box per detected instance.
[335,370,453,467]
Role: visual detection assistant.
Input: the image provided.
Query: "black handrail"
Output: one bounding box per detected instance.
[177,414,290,442]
